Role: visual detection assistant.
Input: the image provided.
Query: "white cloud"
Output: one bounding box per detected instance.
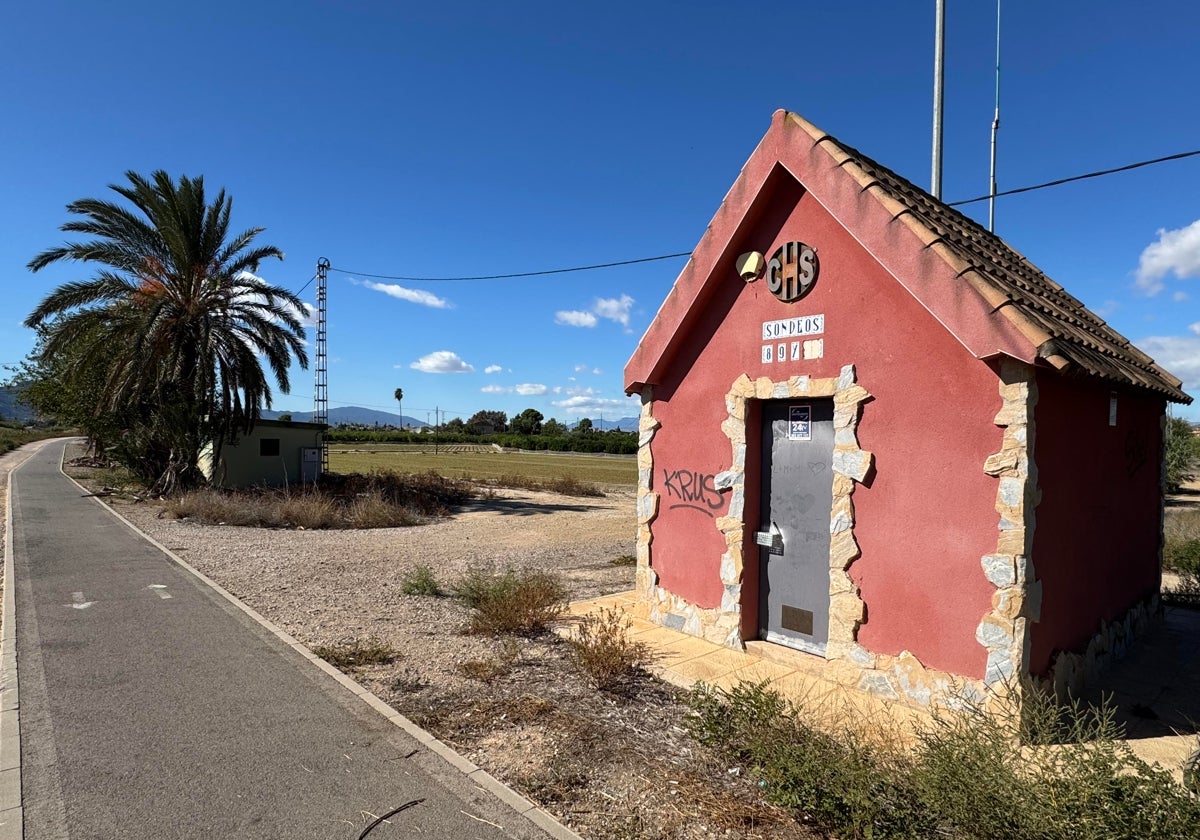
[593,294,634,327]
[592,367,602,375]
[1135,219,1200,295]
[480,384,509,394]
[409,350,474,373]
[565,385,597,397]
[551,395,631,416]
[556,294,635,332]
[515,383,548,396]
[351,278,451,309]
[1136,332,1200,389]
[484,364,503,374]
[555,310,598,328]
[1175,291,1190,302]
[574,364,587,372]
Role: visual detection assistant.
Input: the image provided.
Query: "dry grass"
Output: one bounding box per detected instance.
[165,469,470,529]
[311,637,400,671]
[566,607,652,691]
[328,449,635,487]
[488,473,605,497]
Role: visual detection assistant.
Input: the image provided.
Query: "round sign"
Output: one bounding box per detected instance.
[766,241,819,302]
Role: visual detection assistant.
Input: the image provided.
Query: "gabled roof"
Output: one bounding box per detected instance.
[625,111,1190,404]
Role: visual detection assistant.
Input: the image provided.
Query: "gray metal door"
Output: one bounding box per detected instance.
[757,399,834,654]
[300,447,321,483]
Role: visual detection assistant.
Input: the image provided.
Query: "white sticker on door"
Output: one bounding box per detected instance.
[788,405,812,441]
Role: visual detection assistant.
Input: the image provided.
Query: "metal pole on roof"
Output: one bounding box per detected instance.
[931,0,946,199]
[988,0,1002,232]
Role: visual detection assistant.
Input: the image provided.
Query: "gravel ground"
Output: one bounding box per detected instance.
[60,443,808,839]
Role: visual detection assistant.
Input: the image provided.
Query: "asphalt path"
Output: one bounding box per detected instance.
[8,440,555,840]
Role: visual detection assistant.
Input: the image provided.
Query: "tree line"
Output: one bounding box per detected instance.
[329,408,637,454]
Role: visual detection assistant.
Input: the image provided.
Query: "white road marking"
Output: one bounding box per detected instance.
[146,584,173,600]
[66,592,95,610]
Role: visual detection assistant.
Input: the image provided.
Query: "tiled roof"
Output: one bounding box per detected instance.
[793,115,1190,403]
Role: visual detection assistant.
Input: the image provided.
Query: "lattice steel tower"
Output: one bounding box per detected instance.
[315,258,330,473]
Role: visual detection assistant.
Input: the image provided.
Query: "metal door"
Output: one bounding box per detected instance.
[757,399,834,654]
[300,447,321,483]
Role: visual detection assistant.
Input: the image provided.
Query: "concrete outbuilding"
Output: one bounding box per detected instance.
[199,419,326,488]
[625,111,1192,709]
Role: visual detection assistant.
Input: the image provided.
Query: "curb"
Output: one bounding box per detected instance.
[57,445,583,840]
[1,450,25,839]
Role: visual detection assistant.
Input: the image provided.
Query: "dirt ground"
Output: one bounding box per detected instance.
[59,446,810,840]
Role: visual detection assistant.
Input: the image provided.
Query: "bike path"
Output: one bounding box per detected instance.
[5,440,565,840]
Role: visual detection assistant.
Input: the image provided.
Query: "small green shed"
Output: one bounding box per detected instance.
[199,419,326,488]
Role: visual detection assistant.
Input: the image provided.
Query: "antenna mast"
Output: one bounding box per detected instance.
[931,0,946,198]
[988,0,1002,231]
[315,257,330,474]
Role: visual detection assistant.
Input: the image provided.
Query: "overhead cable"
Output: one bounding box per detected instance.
[317,147,1199,282]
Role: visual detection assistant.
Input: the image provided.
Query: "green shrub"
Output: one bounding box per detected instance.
[566,607,651,691]
[451,564,567,635]
[401,564,442,596]
[1165,416,1198,493]
[686,680,1200,840]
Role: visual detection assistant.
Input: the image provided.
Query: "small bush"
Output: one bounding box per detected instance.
[566,607,651,691]
[686,680,1200,840]
[451,564,567,635]
[401,564,442,596]
[312,637,399,671]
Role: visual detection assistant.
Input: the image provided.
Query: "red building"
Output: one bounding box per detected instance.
[624,111,1191,708]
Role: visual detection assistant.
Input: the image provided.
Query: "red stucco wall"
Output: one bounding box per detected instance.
[648,180,1003,679]
[1027,375,1165,675]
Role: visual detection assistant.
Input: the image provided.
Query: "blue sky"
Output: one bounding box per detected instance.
[3,1,1198,424]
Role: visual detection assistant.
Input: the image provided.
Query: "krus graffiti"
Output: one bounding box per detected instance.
[662,468,724,517]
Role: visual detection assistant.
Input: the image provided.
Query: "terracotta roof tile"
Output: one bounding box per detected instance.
[803,122,1189,403]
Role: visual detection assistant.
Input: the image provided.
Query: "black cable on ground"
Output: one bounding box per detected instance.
[356,798,425,839]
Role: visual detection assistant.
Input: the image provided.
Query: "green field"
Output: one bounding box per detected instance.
[328,448,636,486]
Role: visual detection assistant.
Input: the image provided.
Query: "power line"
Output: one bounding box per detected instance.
[328,252,692,283]
[948,148,1200,207]
[307,147,1199,284]
[293,272,317,297]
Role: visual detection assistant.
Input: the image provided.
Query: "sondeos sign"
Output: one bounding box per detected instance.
[766,241,818,303]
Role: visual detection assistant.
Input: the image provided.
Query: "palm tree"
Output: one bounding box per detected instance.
[25,170,308,493]
[393,387,404,429]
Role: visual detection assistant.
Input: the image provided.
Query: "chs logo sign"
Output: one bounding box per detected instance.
[766,241,819,303]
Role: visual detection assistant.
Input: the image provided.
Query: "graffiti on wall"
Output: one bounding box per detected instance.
[1124,427,1148,479]
[662,468,724,517]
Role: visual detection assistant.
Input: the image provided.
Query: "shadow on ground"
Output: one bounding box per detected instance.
[1080,605,1200,740]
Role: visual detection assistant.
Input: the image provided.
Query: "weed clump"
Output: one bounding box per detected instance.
[401,564,442,596]
[610,553,636,567]
[451,564,567,635]
[686,680,1200,840]
[312,637,399,672]
[566,608,651,691]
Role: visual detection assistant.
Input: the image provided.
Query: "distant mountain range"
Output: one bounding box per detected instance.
[581,417,639,432]
[0,386,35,423]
